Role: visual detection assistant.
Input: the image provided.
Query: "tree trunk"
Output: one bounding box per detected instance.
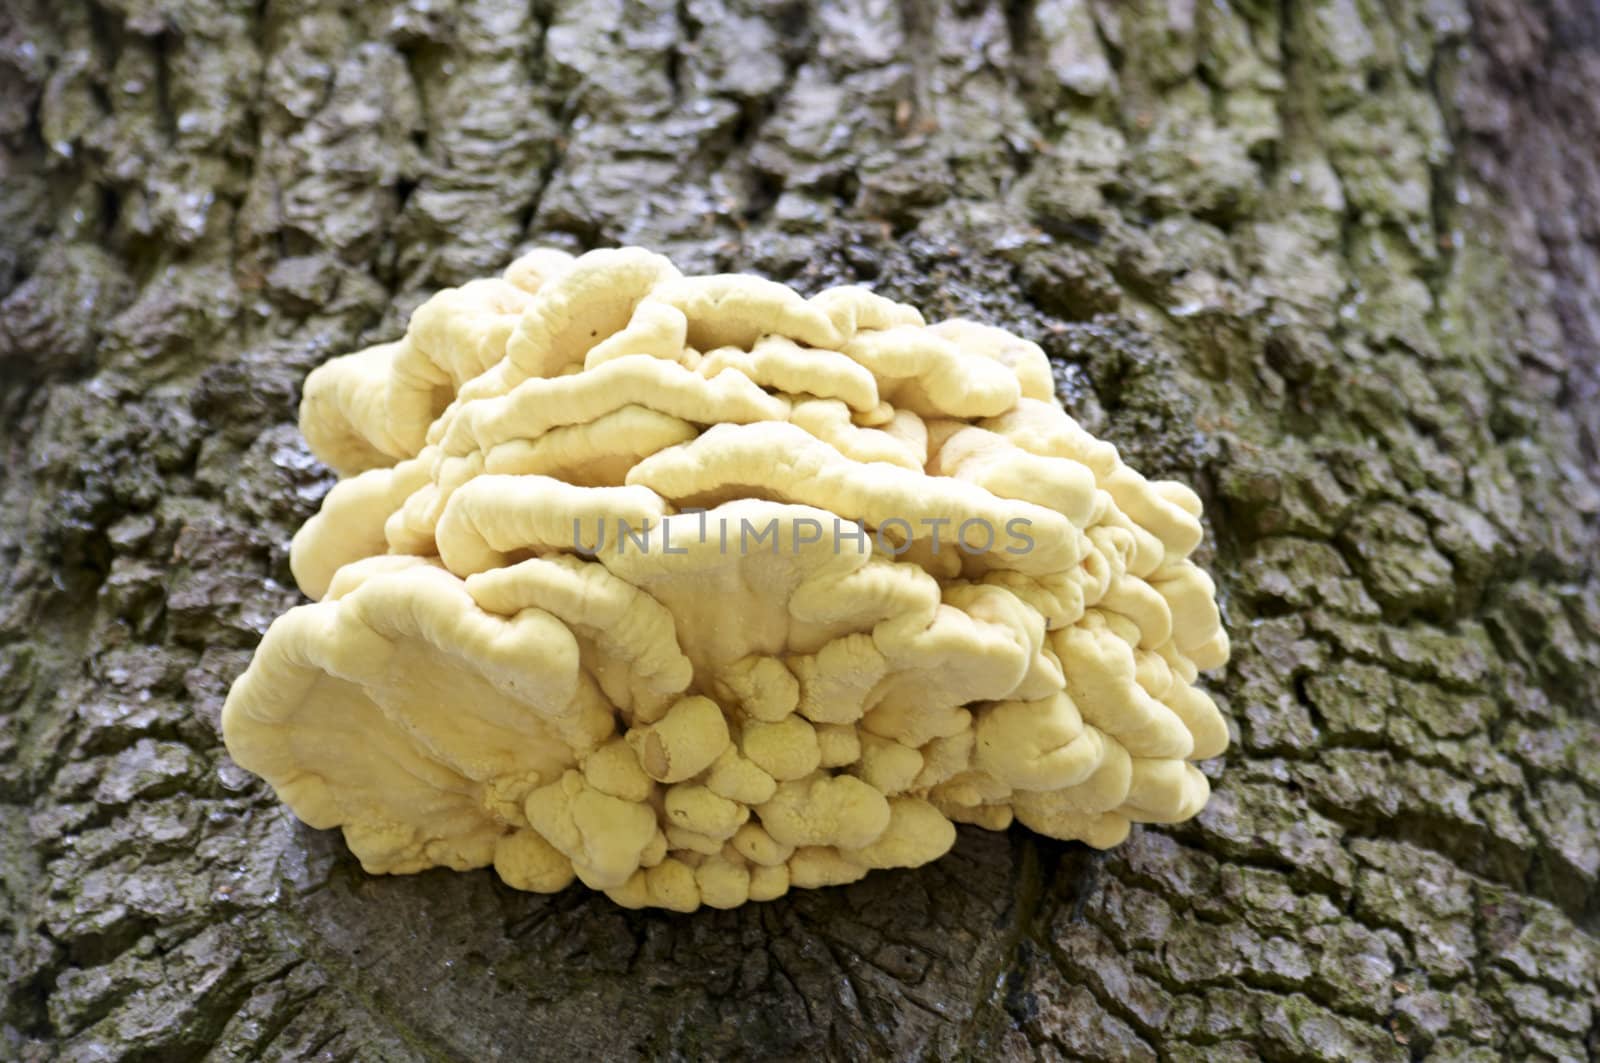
[2,0,1597,1058]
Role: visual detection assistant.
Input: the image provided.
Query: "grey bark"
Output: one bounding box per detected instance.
[1,0,1598,1059]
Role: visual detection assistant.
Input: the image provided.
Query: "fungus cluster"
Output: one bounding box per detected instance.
[222,247,1230,911]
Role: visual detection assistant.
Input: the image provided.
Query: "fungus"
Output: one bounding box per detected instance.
[222,247,1230,910]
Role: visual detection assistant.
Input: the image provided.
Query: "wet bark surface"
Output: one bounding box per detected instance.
[2,0,1598,1059]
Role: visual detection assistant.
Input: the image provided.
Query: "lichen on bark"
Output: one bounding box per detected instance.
[1,0,1597,1059]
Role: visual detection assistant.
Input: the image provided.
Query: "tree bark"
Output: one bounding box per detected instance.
[2,0,1598,1059]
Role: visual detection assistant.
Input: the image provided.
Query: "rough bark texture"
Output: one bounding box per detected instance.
[2,0,1598,1059]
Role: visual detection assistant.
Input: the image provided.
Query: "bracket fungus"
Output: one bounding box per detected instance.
[222,247,1231,911]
